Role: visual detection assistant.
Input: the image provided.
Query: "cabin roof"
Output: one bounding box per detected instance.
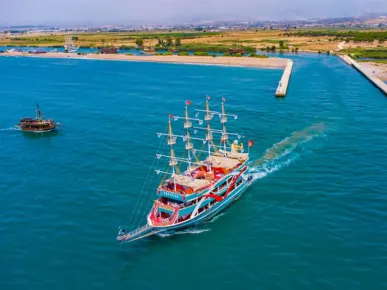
[20,118,36,122]
[207,154,241,169]
[172,175,210,191]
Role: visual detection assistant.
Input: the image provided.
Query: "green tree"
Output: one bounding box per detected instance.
[279,40,284,49]
[165,37,173,47]
[175,38,181,46]
[72,36,79,41]
[135,37,144,47]
[157,37,164,46]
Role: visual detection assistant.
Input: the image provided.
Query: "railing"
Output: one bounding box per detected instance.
[128,224,151,236]
[117,224,152,242]
[152,209,179,227]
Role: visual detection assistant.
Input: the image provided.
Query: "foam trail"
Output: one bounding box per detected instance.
[0,127,20,131]
[157,228,211,238]
[249,122,327,182]
[250,154,298,183]
[206,212,227,224]
[158,123,327,238]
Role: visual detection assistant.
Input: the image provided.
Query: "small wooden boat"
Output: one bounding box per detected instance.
[16,104,60,132]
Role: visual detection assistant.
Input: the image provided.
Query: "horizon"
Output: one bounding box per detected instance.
[2,0,387,27]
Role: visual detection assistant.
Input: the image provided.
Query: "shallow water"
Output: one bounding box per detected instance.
[1,53,387,289]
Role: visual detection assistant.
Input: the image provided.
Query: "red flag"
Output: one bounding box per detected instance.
[186,100,192,106]
[207,96,211,101]
[168,114,173,119]
[248,140,254,147]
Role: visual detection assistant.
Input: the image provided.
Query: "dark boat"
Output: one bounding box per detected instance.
[16,104,60,132]
[228,48,245,55]
[100,47,118,54]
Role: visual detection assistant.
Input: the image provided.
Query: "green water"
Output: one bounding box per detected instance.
[1,53,387,289]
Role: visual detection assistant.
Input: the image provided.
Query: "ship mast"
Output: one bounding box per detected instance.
[36,104,42,121]
[220,99,228,152]
[167,114,178,191]
[184,105,194,172]
[204,96,216,163]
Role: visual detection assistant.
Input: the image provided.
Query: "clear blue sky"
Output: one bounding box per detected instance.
[2,0,387,26]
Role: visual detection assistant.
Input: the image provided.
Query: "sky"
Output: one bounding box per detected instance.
[1,0,387,26]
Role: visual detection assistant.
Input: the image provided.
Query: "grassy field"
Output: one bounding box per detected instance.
[359,59,387,64]
[0,29,385,53]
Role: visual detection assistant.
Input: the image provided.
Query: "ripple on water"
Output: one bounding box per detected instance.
[1,54,387,289]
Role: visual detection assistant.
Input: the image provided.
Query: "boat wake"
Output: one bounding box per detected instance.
[248,122,327,183]
[206,212,227,224]
[155,123,327,240]
[0,127,20,132]
[157,227,211,238]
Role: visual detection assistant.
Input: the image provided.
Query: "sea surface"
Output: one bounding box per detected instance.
[1,53,387,289]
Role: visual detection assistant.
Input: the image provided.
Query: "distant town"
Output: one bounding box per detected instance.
[1,14,387,34]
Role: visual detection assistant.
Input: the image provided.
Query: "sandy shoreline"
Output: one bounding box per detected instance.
[359,61,387,81]
[0,52,288,68]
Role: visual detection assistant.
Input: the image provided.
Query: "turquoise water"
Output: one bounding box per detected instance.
[1,54,387,289]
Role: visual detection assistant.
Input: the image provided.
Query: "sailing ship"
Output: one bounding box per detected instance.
[64,35,79,53]
[117,97,254,243]
[16,104,60,132]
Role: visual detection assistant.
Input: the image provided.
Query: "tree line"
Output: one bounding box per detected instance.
[285,30,387,43]
[135,37,181,47]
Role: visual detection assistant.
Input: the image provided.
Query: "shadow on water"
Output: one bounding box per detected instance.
[21,130,61,139]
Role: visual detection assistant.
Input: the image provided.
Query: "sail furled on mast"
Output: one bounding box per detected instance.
[167,115,177,146]
[184,106,192,129]
[221,123,229,143]
[205,97,213,121]
[167,115,179,173]
[220,100,227,124]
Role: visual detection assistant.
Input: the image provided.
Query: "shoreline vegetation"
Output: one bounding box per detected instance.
[1,28,385,54]
[1,28,385,80]
[0,51,288,68]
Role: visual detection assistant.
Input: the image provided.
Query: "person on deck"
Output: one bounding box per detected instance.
[232,140,243,153]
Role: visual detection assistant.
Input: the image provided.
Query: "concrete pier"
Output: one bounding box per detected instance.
[339,55,387,95]
[275,60,293,97]
[339,55,353,65]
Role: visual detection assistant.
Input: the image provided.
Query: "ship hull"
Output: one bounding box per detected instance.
[117,177,251,243]
[150,178,250,233]
[16,125,58,133]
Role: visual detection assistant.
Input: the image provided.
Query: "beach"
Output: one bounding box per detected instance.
[0,51,288,68]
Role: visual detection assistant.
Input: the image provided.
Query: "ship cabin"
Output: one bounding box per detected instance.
[19,118,56,131]
[150,151,248,226]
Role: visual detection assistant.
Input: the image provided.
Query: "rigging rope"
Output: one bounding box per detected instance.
[127,127,167,228]
[136,156,168,227]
